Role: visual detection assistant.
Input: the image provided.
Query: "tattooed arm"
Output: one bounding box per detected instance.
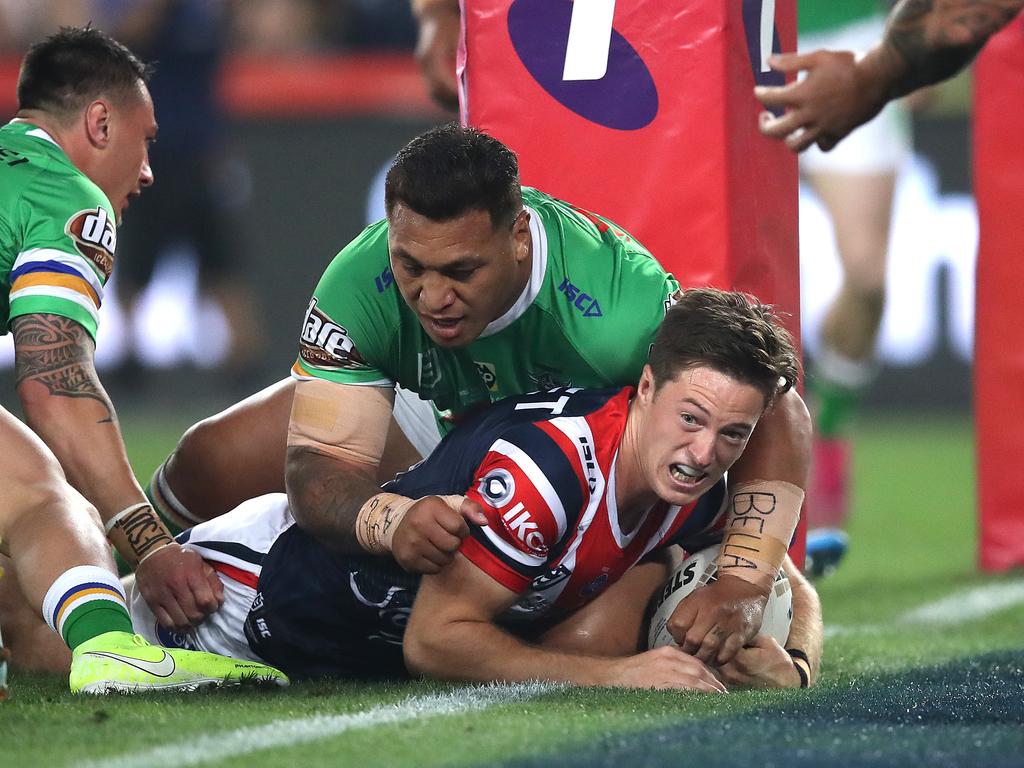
[755,0,1024,152]
[13,313,223,629]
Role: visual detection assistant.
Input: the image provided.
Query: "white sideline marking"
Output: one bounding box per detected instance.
[76,681,555,768]
[825,579,1024,638]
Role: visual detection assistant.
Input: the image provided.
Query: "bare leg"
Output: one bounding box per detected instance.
[0,408,115,672]
[810,171,894,364]
[805,171,894,534]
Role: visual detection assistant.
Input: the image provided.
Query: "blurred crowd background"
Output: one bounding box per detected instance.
[0,1,976,417]
[0,0,418,53]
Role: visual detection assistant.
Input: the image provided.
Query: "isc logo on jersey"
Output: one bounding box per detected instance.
[299,298,367,370]
[65,207,116,280]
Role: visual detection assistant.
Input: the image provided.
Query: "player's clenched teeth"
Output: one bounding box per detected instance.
[670,463,706,484]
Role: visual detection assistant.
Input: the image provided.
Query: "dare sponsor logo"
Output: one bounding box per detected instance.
[500,501,548,555]
[478,468,516,508]
[65,207,116,279]
[507,0,658,131]
[558,277,602,318]
[298,297,367,370]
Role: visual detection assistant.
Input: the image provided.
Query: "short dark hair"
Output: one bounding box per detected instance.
[17,26,152,117]
[648,288,799,408]
[384,123,523,230]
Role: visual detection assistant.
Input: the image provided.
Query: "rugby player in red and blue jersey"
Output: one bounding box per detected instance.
[117,289,820,690]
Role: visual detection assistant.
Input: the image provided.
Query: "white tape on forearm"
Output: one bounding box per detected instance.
[717,480,804,588]
[104,502,151,537]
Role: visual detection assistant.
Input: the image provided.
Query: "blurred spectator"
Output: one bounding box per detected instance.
[798,0,912,577]
[102,0,263,381]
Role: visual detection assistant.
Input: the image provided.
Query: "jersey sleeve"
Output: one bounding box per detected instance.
[7,172,115,340]
[290,222,396,387]
[460,423,586,593]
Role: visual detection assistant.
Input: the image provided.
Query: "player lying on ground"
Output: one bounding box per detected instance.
[49,289,815,690]
[143,125,813,666]
[0,27,284,695]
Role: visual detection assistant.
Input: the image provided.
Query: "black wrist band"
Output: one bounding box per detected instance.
[786,648,810,688]
[786,648,810,665]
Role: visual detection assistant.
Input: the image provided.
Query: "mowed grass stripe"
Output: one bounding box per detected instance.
[825,577,1024,637]
[74,682,556,768]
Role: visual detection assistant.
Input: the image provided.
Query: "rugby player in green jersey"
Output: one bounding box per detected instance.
[150,125,812,665]
[0,27,286,693]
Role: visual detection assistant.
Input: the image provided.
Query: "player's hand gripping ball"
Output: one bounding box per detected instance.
[647,544,792,650]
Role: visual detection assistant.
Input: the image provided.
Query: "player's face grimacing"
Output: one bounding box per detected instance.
[92,82,156,223]
[388,203,532,347]
[632,364,764,507]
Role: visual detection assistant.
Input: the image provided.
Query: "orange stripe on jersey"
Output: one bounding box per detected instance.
[11,272,100,306]
[210,561,260,590]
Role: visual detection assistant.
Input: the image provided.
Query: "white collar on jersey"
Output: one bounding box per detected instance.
[6,120,60,148]
[606,454,647,549]
[478,204,548,338]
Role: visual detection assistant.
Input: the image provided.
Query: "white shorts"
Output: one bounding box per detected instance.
[799,17,912,175]
[127,493,295,661]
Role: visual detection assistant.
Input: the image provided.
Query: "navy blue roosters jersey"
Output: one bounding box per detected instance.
[385,386,727,623]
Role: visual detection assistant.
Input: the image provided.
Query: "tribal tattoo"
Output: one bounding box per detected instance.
[13,314,114,423]
[113,505,174,560]
[886,0,1024,94]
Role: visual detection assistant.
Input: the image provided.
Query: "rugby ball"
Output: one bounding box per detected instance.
[646,544,792,649]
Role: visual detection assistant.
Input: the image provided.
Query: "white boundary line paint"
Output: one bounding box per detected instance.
[825,578,1024,638]
[76,681,556,768]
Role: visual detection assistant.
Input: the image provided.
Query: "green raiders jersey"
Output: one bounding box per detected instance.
[0,121,116,340]
[798,0,885,36]
[292,187,679,432]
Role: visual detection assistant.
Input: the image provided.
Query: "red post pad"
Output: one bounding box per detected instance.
[460,0,805,564]
[973,14,1024,572]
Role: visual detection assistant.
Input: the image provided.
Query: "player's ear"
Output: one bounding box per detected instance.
[511,209,530,263]
[84,100,112,148]
[637,365,656,404]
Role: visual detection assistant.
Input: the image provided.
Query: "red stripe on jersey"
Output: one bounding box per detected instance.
[210,561,259,590]
[468,449,561,557]
[460,535,532,593]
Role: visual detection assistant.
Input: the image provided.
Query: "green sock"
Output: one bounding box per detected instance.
[810,377,863,438]
[63,601,133,651]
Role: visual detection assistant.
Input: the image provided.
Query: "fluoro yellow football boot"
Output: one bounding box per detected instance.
[70,631,289,694]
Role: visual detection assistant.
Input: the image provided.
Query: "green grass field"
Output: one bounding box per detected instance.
[2,414,1022,768]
